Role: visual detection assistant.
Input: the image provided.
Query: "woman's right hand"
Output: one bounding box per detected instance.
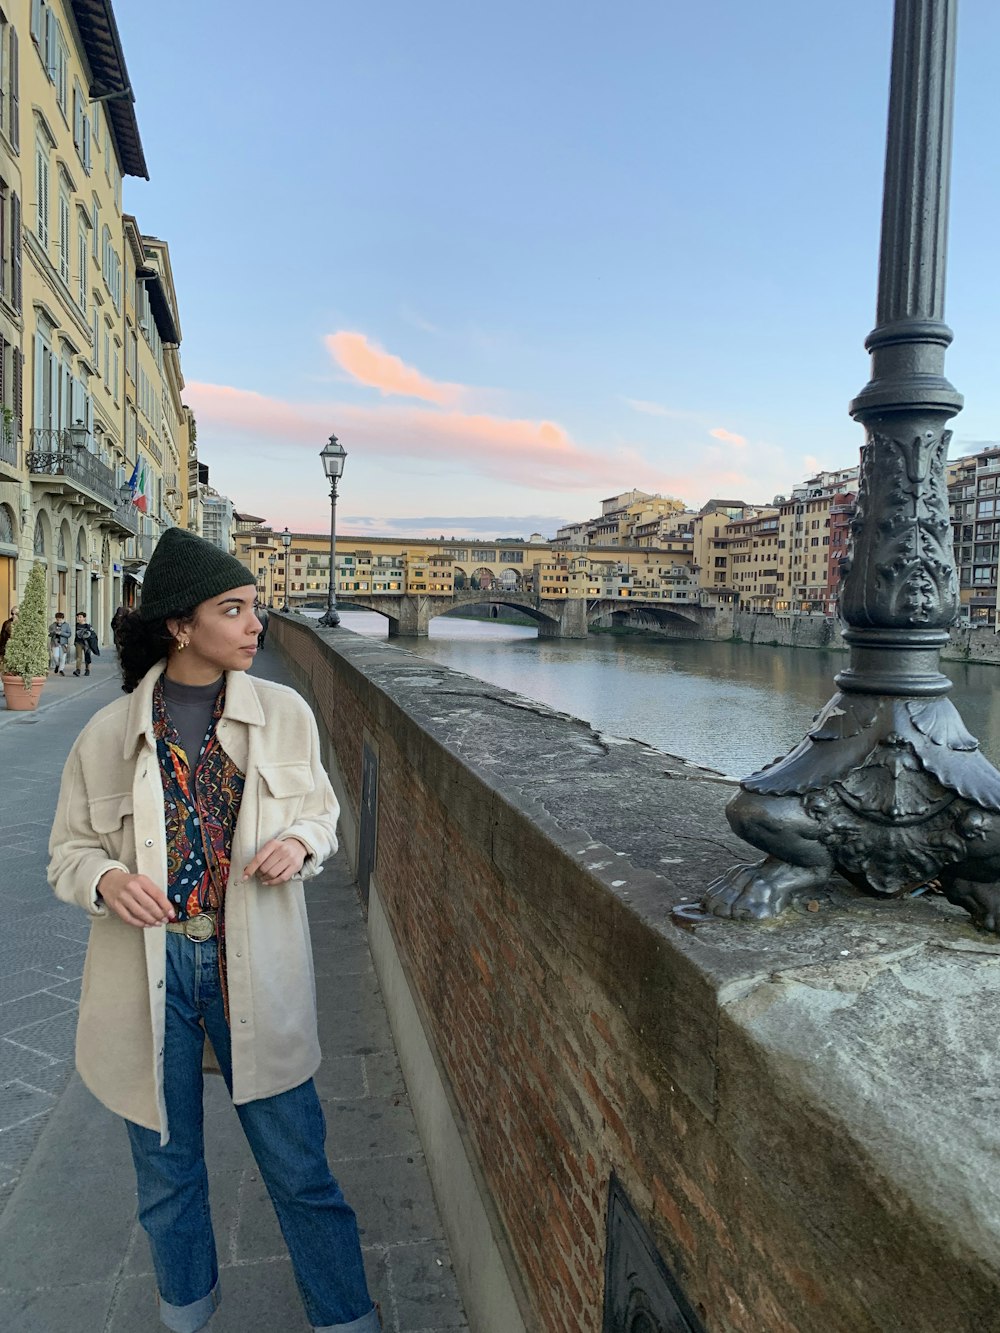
[97,869,177,927]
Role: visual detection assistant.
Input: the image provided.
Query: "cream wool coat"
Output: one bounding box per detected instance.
[48,660,339,1143]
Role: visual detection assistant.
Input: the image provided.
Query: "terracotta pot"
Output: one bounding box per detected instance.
[2,674,47,711]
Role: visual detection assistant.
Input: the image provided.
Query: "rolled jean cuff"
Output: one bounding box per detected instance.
[313,1304,381,1333]
[158,1280,221,1333]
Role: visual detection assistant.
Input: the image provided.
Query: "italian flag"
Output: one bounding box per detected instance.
[129,456,149,513]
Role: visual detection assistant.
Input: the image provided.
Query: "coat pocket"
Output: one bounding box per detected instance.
[258,763,312,799]
[257,763,312,844]
[88,793,135,860]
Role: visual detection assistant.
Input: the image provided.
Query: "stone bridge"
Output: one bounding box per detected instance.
[335,587,718,638]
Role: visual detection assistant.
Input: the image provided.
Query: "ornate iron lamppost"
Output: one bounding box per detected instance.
[318,434,347,628]
[704,0,1000,933]
[281,527,291,612]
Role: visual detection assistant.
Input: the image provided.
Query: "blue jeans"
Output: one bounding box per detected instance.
[125,932,378,1333]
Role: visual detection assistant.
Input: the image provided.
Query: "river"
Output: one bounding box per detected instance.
[323,609,1000,778]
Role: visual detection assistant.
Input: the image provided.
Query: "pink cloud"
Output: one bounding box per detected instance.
[709,427,747,448]
[324,332,460,406]
[183,383,798,528]
[185,381,681,495]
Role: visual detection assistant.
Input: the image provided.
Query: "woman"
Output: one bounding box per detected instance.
[48,528,379,1333]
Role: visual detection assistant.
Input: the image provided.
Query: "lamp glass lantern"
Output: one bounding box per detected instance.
[320,434,347,481]
[67,419,89,452]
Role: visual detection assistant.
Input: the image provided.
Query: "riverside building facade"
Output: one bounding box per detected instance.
[0,0,194,636]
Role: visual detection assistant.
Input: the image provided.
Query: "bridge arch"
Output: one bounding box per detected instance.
[587,599,705,632]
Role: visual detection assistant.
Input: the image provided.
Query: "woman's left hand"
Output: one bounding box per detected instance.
[244,838,309,886]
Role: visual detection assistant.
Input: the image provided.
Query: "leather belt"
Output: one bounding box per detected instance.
[164,911,218,942]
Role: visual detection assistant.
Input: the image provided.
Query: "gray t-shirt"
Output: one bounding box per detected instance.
[161,675,224,769]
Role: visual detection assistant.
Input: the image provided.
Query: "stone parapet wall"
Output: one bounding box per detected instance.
[271,613,1000,1333]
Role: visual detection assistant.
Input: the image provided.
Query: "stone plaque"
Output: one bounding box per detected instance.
[358,735,379,912]
[603,1174,704,1333]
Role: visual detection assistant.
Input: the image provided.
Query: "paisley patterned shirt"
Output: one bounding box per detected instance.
[153,674,245,1018]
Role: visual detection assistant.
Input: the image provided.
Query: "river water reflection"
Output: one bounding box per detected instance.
[330,610,1000,778]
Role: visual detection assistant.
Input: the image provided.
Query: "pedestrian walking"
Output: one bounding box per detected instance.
[72,611,95,676]
[257,603,269,647]
[0,604,16,659]
[48,610,71,674]
[47,527,380,1333]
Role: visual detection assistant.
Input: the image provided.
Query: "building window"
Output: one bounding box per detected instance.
[77,221,86,310]
[72,82,91,172]
[57,187,69,282]
[34,138,48,246]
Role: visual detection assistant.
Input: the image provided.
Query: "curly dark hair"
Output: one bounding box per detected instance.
[115,606,197,693]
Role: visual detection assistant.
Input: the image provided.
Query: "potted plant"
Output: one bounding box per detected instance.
[1,563,50,710]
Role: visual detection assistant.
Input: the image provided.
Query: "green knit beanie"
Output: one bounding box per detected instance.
[139,527,256,621]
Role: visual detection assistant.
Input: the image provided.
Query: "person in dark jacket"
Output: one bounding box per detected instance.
[48,612,71,674]
[73,612,95,676]
[0,604,16,660]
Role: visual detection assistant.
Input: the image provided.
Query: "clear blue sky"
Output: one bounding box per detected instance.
[116,0,1000,538]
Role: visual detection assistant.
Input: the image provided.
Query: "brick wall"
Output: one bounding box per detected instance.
[272,615,1000,1333]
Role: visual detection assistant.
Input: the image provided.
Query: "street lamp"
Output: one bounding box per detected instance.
[281,527,291,612]
[67,419,89,452]
[268,553,276,608]
[703,0,1000,936]
[318,433,347,628]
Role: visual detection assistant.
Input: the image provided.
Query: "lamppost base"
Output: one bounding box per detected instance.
[701,689,1000,932]
[318,609,341,628]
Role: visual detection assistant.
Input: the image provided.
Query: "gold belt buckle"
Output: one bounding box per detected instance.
[184,913,215,942]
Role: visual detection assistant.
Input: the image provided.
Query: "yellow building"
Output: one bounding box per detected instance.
[776,468,858,613]
[235,530,558,605]
[17,0,148,632]
[691,501,755,601]
[726,509,781,611]
[0,1,192,638]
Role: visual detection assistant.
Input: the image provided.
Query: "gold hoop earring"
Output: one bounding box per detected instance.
[176,637,188,652]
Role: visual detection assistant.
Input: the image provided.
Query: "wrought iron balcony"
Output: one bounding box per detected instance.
[27,428,138,535]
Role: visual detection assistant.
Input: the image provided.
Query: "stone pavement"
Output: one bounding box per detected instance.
[0,645,467,1332]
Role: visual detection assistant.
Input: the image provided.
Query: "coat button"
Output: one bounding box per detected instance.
[145,839,154,847]
[157,980,164,989]
[240,1018,247,1024]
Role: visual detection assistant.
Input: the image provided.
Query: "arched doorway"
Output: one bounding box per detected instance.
[75,527,89,621]
[0,502,16,623]
[100,536,112,637]
[471,566,494,591]
[453,566,468,590]
[55,521,70,614]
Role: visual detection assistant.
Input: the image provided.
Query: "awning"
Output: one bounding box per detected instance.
[123,564,146,584]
